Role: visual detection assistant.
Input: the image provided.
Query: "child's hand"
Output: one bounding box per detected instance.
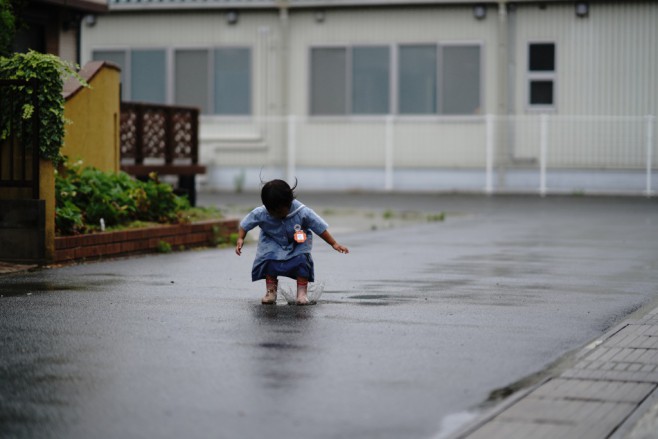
[235,238,244,256]
[333,243,349,254]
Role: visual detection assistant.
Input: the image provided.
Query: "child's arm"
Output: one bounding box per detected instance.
[319,230,349,254]
[235,227,248,256]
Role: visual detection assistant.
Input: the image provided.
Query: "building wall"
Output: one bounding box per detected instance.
[62,62,121,172]
[80,2,658,193]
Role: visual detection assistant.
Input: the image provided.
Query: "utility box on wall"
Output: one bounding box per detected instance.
[0,200,46,264]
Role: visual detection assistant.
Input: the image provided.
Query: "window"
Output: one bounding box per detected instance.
[528,43,556,108]
[131,50,166,104]
[92,47,252,115]
[352,47,390,114]
[441,45,481,115]
[398,45,437,114]
[175,49,209,113]
[309,43,481,116]
[310,48,347,115]
[311,46,390,115]
[214,48,251,115]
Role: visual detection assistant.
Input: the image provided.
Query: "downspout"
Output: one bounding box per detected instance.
[277,0,292,179]
[277,0,290,117]
[496,1,509,188]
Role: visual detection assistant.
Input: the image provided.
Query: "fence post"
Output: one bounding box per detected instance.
[539,114,548,197]
[485,114,495,194]
[645,115,655,198]
[287,115,296,184]
[385,115,394,191]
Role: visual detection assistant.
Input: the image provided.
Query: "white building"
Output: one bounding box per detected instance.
[81,0,657,195]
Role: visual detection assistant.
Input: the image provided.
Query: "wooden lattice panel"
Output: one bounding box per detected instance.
[119,110,137,159]
[172,110,194,160]
[142,108,166,159]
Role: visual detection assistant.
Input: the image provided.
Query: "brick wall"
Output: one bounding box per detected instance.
[54,219,238,263]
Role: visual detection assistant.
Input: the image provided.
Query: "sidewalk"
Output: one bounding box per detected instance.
[0,261,37,275]
[453,303,658,439]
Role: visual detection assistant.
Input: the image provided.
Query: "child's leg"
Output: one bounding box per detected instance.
[296,277,309,305]
[262,275,278,304]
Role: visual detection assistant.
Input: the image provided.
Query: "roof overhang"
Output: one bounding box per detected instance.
[36,0,109,14]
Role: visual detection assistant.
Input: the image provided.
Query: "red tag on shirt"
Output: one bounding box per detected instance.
[294,230,307,243]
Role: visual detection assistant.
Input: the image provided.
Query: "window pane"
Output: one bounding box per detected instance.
[214,48,251,115]
[311,48,347,115]
[442,45,480,115]
[530,80,554,105]
[352,46,390,114]
[529,43,555,71]
[93,50,127,100]
[175,50,209,113]
[131,49,166,104]
[398,45,437,114]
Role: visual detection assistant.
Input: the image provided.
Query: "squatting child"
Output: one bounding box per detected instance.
[235,179,349,305]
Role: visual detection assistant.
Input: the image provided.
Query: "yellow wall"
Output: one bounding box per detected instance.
[62,62,121,172]
[40,159,55,261]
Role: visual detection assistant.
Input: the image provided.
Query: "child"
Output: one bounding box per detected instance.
[235,179,349,305]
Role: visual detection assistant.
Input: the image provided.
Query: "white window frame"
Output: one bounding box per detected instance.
[526,41,557,112]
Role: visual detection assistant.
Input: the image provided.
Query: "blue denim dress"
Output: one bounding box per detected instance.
[240,200,329,282]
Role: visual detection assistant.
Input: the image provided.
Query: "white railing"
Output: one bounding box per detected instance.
[201,114,657,196]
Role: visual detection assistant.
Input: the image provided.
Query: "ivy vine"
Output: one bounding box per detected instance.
[0,50,87,165]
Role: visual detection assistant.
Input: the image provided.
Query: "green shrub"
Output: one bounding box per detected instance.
[55,162,190,235]
[156,241,172,253]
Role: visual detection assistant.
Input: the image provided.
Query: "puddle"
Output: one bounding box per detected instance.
[433,411,479,439]
[258,342,304,351]
[349,294,391,300]
[0,282,89,297]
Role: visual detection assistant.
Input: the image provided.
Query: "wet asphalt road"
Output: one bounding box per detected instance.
[1,194,658,439]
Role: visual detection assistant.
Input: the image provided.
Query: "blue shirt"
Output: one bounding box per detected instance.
[240,199,329,263]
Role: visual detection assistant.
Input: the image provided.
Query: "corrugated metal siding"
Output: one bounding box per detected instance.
[513,2,658,116]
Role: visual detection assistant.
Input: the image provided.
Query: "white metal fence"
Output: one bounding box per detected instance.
[202,114,657,196]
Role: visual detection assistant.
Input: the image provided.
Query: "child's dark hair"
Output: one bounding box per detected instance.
[261,179,296,212]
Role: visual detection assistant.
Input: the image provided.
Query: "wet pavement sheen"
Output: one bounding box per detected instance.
[1,194,657,439]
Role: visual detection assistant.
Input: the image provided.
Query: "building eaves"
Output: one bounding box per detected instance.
[109,0,570,12]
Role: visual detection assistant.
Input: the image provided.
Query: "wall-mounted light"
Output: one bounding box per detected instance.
[575,2,589,18]
[314,10,325,23]
[226,10,239,25]
[473,4,487,20]
[84,14,97,27]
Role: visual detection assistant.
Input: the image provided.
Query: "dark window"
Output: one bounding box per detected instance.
[529,43,555,71]
[527,42,555,108]
[529,80,554,105]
